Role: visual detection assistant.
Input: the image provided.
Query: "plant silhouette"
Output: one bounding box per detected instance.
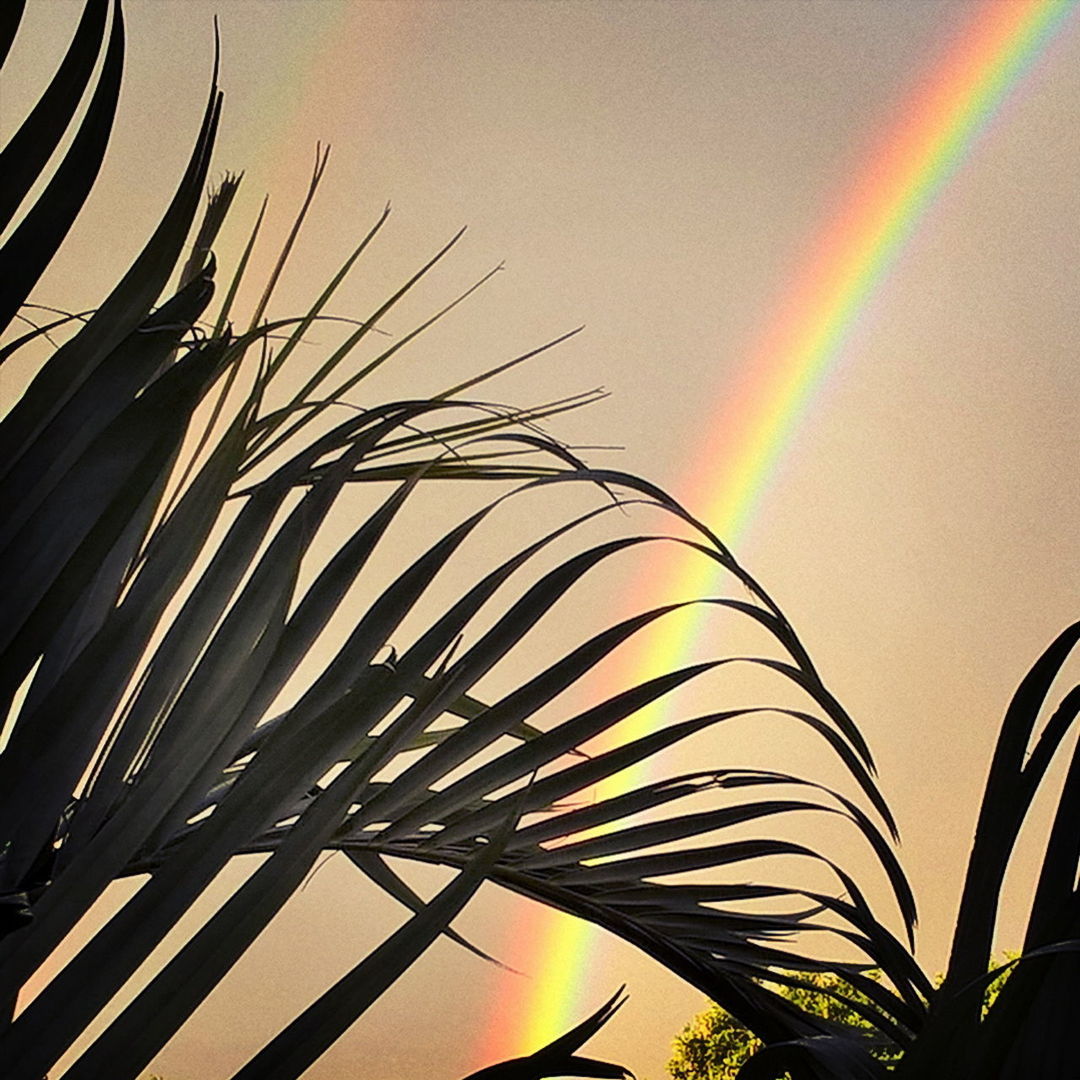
[0,4,1075,1079]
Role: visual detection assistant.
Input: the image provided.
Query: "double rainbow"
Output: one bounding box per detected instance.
[478,0,1078,1062]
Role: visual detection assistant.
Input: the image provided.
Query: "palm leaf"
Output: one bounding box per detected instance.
[462,988,632,1080]
[891,624,1080,1079]
[0,0,121,328]
[0,0,109,232]
[0,4,919,1076]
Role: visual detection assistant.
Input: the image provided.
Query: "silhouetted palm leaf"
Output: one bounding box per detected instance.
[0,5,927,1079]
[461,988,632,1080]
[888,624,1080,1080]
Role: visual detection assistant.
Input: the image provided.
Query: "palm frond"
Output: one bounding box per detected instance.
[0,4,918,1077]
[462,988,632,1080]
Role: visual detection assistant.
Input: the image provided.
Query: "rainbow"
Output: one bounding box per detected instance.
[476,0,1078,1063]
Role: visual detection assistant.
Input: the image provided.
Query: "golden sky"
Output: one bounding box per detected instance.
[4,1,1079,1077]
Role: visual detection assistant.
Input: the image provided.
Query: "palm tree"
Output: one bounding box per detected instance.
[0,4,904,1075]
[678,623,1078,1080]
[11,4,1068,1079]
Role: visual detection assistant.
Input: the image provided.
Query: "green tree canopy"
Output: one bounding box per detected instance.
[668,958,1019,1080]
[668,970,892,1080]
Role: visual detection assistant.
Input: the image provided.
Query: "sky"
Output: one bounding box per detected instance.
[3,1,1080,1078]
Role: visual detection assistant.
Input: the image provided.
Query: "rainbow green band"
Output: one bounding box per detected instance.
[477,0,1078,1062]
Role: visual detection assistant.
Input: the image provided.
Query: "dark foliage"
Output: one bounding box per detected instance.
[3,5,1074,1080]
